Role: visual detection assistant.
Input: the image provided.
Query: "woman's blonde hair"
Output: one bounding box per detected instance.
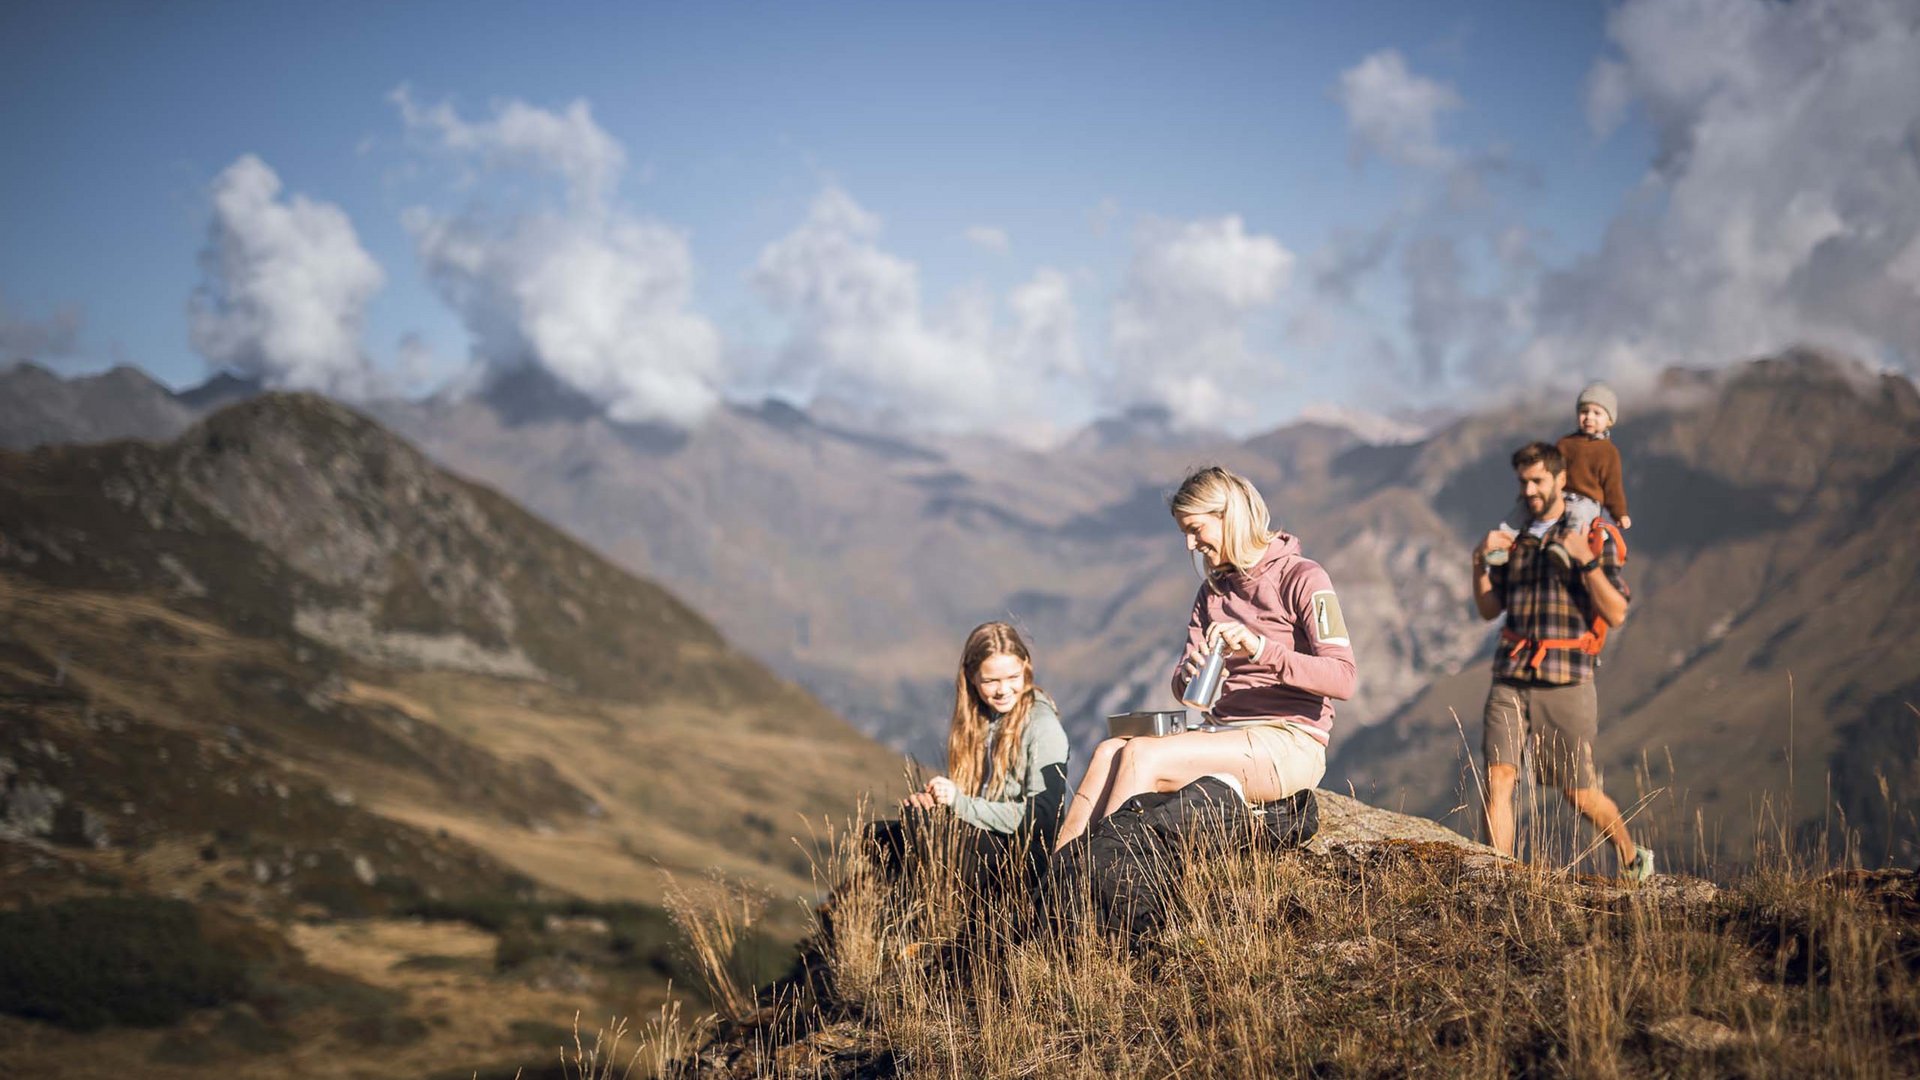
[1168,465,1279,574]
[946,621,1042,796]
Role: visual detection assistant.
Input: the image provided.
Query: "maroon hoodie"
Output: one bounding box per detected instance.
[1169,532,1358,744]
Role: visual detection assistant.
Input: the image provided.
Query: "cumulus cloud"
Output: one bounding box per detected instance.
[397,91,723,427]
[1108,216,1294,427]
[0,292,82,360]
[1309,8,1920,403]
[965,225,1010,253]
[752,187,1081,435]
[188,155,385,396]
[1336,49,1462,170]
[392,85,625,209]
[1531,0,1920,381]
[1309,50,1543,396]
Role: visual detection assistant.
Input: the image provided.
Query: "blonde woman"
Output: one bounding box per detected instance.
[1054,466,1357,851]
[878,622,1071,881]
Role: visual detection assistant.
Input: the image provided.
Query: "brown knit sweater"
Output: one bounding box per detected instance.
[1557,432,1627,520]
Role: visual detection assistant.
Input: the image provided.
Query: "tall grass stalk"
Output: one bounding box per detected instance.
[654,787,1919,1077]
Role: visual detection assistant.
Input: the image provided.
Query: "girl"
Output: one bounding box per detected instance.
[872,622,1070,888]
[1054,466,1357,850]
[906,621,1071,854]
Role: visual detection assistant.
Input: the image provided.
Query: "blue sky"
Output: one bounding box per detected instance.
[4,0,1916,439]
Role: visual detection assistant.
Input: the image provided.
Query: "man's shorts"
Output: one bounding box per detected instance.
[1482,680,1600,790]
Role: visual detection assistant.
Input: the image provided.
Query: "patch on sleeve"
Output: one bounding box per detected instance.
[1311,590,1350,647]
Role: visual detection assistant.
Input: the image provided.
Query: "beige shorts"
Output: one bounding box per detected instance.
[1483,680,1600,790]
[1236,722,1327,800]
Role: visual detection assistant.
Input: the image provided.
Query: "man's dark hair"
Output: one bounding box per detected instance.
[1511,441,1566,475]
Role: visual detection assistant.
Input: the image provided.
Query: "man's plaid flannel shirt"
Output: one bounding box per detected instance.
[1487,528,1629,686]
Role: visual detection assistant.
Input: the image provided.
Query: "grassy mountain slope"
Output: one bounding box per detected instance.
[0,395,903,1077]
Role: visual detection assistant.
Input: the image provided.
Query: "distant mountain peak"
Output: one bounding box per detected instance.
[174,370,263,410]
[1069,402,1221,451]
[1293,404,1435,446]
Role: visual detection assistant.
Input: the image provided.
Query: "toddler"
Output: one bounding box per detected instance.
[1485,381,1631,567]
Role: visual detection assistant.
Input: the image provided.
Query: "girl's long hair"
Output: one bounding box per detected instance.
[1168,465,1279,575]
[947,621,1042,795]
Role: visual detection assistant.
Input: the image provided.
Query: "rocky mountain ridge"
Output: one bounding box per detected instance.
[6,349,1917,864]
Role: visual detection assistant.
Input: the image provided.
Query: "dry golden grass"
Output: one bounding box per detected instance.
[629,800,1920,1079]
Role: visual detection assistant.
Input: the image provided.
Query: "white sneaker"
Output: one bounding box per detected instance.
[1622,846,1655,884]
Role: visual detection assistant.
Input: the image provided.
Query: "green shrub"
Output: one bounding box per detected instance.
[0,895,246,1031]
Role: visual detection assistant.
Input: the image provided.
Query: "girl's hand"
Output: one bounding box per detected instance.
[1205,621,1266,661]
[904,791,937,810]
[926,776,959,806]
[1620,515,1632,529]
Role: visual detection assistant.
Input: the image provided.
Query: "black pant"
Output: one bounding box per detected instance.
[864,806,1043,903]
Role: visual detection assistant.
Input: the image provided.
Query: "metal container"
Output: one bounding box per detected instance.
[1180,638,1229,710]
[1106,710,1193,738]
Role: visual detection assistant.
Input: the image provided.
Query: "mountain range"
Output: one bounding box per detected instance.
[5,347,1917,866]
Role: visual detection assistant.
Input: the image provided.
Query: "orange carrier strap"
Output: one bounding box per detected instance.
[1500,518,1628,671]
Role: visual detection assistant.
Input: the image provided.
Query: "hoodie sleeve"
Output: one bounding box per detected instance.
[950,698,1071,837]
[1247,562,1357,701]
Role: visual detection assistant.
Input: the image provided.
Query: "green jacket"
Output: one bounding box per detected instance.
[951,694,1071,840]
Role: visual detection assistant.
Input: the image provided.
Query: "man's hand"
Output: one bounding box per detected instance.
[1204,620,1265,661]
[1561,524,1596,566]
[1472,532,1508,621]
[925,776,959,806]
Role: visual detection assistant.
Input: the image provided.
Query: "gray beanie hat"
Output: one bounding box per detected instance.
[1577,381,1618,425]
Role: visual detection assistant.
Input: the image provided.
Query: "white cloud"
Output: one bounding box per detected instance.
[1108,216,1293,427]
[1007,268,1082,378]
[1529,0,1920,382]
[394,331,439,390]
[1088,197,1122,237]
[1307,6,1920,404]
[752,187,1081,436]
[1584,58,1634,138]
[965,225,1010,253]
[392,85,625,209]
[1336,49,1462,170]
[0,292,82,359]
[397,92,723,427]
[409,208,721,426]
[188,155,385,396]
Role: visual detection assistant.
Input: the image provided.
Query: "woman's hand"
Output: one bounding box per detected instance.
[925,776,959,806]
[1179,642,1205,681]
[1205,621,1266,661]
[903,791,937,810]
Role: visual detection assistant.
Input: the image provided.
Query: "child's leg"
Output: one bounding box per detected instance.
[1563,496,1600,540]
[1544,496,1601,568]
[1484,498,1525,566]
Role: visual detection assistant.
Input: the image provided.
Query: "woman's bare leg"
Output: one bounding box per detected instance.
[1092,729,1290,820]
[1054,737,1128,850]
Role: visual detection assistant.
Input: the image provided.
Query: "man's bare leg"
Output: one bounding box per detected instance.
[1485,763,1520,857]
[1566,786,1635,866]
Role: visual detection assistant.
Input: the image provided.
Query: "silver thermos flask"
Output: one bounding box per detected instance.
[1180,638,1229,711]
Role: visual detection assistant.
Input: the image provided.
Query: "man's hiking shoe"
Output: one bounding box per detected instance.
[1544,541,1574,569]
[1622,846,1656,884]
